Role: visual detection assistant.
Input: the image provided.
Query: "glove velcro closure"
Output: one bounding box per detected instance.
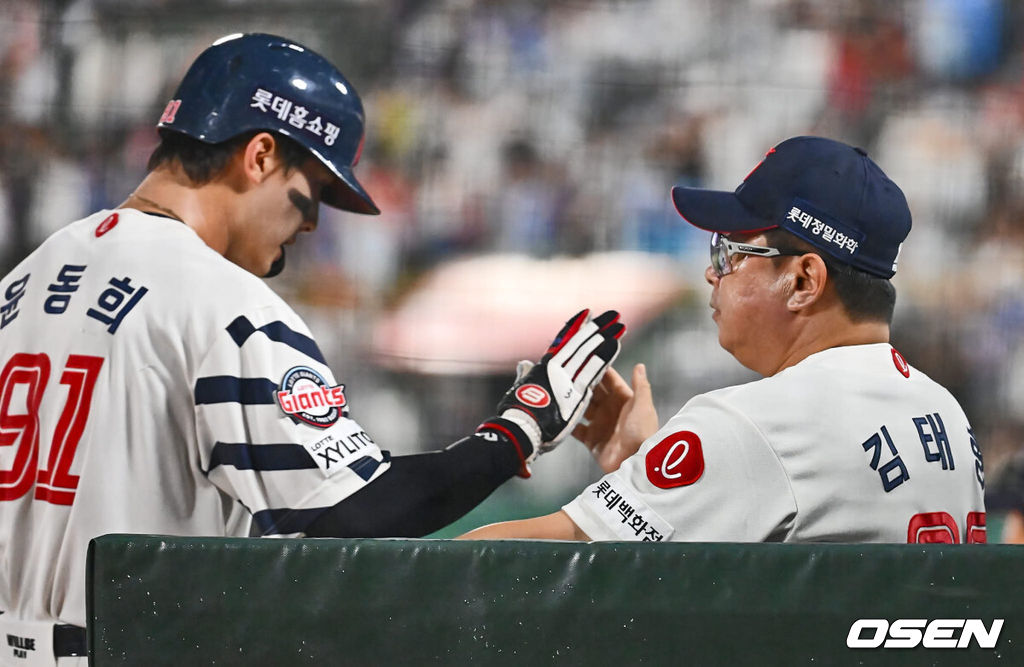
[476,415,538,478]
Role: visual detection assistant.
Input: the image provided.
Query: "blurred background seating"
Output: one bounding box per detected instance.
[2,0,1021,537]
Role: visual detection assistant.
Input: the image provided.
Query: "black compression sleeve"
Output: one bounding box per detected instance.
[303,424,528,538]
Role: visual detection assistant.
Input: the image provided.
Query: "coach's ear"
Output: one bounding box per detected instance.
[785,252,828,312]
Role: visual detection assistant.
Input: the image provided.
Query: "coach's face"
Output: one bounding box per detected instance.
[705,232,795,375]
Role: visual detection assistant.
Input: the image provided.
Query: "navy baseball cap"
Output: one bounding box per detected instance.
[671,136,911,278]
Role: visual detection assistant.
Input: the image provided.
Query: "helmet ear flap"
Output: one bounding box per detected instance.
[156,32,379,215]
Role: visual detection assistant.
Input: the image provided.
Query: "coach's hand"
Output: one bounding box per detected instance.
[484,309,624,476]
[573,363,659,473]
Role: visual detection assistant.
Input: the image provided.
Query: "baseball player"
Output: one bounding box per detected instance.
[0,33,624,665]
[462,136,986,545]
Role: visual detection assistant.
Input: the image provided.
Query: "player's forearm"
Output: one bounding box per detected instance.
[458,510,590,541]
[303,431,523,538]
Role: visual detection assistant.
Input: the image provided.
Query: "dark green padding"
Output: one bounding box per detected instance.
[86,536,1024,665]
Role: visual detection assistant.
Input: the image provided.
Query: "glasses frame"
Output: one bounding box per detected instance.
[710,232,806,278]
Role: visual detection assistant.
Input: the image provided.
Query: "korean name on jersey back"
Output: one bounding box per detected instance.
[276,366,347,428]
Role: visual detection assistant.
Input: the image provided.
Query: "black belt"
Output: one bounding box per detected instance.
[53,623,87,658]
[0,612,85,659]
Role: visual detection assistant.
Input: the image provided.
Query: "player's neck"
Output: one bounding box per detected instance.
[118,169,232,255]
[124,191,186,223]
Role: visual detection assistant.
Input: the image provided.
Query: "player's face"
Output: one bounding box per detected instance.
[704,232,794,374]
[230,157,334,276]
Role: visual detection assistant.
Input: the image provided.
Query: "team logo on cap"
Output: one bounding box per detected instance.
[276,366,347,428]
[646,431,704,489]
[159,99,181,124]
[515,384,550,408]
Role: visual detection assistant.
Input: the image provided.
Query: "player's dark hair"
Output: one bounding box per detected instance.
[762,229,896,324]
[147,129,310,184]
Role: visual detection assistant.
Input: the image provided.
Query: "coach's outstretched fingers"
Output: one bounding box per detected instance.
[620,363,658,458]
[579,363,659,473]
[573,366,631,452]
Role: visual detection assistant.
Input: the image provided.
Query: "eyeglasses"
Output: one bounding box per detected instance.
[709,232,805,278]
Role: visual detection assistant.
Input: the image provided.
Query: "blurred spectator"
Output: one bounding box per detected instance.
[8,0,1024,497]
[817,0,914,146]
[914,0,1006,82]
[490,137,566,255]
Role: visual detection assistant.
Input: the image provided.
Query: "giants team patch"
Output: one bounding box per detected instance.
[646,431,704,489]
[276,366,346,428]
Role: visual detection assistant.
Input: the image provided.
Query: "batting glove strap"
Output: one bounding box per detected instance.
[476,415,537,478]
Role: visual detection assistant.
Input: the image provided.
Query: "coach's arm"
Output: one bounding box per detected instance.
[458,510,592,541]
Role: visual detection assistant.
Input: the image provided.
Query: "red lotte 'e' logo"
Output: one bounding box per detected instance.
[95,213,119,237]
[646,431,704,489]
[515,384,550,408]
[892,348,910,378]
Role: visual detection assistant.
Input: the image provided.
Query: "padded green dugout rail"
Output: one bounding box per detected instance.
[87,536,1024,665]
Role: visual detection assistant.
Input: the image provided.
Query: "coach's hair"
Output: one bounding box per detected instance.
[147,129,311,184]
[762,229,896,324]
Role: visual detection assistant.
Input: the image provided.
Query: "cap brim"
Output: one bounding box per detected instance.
[670,185,774,234]
[323,164,380,215]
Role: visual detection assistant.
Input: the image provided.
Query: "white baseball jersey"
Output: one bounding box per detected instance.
[564,344,986,544]
[0,209,389,627]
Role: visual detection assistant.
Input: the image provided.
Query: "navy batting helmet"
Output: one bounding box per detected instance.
[157,32,379,215]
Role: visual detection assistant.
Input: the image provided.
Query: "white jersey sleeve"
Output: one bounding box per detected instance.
[563,394,797,542]
[564,344,986,544]
[193,301,388,537]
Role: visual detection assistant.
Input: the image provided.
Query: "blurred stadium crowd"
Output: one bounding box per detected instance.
[4,0,1024,533]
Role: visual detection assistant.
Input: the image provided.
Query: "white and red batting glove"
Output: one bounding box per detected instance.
[478,309,625,477]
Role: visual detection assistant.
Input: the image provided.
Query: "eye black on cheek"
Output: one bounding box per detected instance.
[287,188,317,223]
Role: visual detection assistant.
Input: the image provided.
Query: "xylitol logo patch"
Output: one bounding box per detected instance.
[847,618,1003,649]
[276,366,346,428]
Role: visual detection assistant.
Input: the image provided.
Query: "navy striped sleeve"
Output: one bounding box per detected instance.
[206,442,316,473]
[250,456,386,535]
[347,455,385,482]
[226,315,326,364]
[194,376,278,405]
